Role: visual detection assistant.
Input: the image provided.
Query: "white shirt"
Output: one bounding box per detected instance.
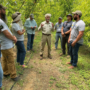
[12,23,24,41]
[0,19,14,50]
[38,21,54,34]
[70,20,85,44]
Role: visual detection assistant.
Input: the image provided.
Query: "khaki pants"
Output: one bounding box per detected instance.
[1,48,17,78]
[40,34,51,56]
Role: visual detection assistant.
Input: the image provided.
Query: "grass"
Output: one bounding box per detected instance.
[2,31,90,90]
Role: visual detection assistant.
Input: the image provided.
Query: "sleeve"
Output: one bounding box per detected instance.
[38,23,42,31]
[13,24,21,32]
[35,21,37,28]
[78,22,85,31]
[0,22,7,32]
[24,20,31,29]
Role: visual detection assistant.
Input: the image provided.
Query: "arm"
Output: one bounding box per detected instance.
[38,23,42,31]
[71,31,84,47]
[64,28,71,35]
[68,28,72,43]
[2,30,17,43]
[17,29,25,35]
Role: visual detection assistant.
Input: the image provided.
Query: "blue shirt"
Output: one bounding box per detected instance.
[24,18,37,34]
[0,19,14,50]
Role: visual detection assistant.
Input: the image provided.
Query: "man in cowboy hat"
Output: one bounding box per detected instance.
[38,13,54,60]
[0,4,19,82]
[61,14,73,56]
[24,14,37,52]
[67,10,85,69]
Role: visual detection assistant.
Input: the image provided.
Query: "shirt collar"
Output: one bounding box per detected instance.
[45,21,50,24]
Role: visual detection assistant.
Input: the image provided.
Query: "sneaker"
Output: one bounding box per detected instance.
[4,74,10,77]
[11,76,20,81]
[22,65,28,68]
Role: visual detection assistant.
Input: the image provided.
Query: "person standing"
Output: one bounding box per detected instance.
[0,4,19,81]
[67,10,85,69]
[55,17,63,50]
[0,44,3,90]
[38,13,54,60]
[11,12,27,68]
[61,14,73,56]
[24,14,37,52]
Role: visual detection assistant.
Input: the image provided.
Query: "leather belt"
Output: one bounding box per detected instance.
[57,32,61,33]
[42,33,51,36]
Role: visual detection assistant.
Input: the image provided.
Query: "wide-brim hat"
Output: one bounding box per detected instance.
[0,4,7,10]
[12,12,21,22]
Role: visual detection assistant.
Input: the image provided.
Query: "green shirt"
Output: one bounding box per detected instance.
[24,18,37,34]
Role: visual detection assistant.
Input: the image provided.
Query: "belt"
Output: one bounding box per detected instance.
[42,33,51,36]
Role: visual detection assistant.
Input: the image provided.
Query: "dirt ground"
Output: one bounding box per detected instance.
[2,32,89,90]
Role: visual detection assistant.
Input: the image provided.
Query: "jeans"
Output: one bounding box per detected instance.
[16,41,26,65]
[0,63,3,88]
[69,41,82,66]
[62,35,69,55]
[27,34,35,51]
[55,32,62,49]
[0,49,2,58]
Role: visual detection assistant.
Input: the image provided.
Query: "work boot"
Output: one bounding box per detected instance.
[48,55,52,59]
[40,54,43,60]
[11,76,20,81]
[0,88,2,90]
[3,74,10,78]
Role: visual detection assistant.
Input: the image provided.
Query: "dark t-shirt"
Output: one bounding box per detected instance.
[63,21,73,35]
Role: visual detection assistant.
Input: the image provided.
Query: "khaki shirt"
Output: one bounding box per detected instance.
[38,21,54,34]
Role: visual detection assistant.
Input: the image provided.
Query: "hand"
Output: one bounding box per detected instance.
[41,24,44,28]
[62,32,65,37]
[31,27,33,29]
[71,41,76,47]
[13,36,17,43]
[34,26,36,29]
[52,23,54,27]
[22,29,25,33]
[68,39,70,43]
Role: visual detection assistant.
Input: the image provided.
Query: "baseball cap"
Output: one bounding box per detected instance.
[72,10,82,17]
[59,17,62,19]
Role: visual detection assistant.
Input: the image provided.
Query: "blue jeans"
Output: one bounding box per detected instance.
[69,41,82,66]
[0,63,3,88]
[27,34,35,51]
[55,32,62,49]
[16,41,26,65]
[0,49,2,58]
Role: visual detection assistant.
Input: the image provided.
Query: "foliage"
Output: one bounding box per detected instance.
[1,0,90,46]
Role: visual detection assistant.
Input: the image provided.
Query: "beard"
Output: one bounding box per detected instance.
[46,19,50,22]
[74,17,77,20]
[1,13,7,23]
